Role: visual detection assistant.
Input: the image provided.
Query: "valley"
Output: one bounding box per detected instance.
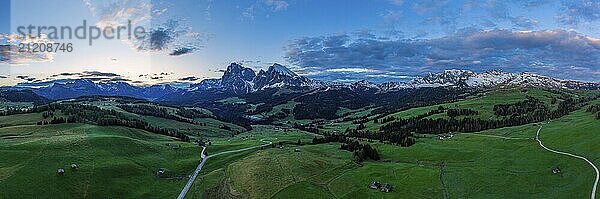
[0,64,599,198]
[3,1,600,198]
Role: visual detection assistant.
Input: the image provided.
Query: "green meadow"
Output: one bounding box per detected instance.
[189,107,599,198]
[0,123,200,198]
[1,89,598,198]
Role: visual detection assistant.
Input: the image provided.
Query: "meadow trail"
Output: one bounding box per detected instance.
[177,140,273,199]
[535,126,599,199]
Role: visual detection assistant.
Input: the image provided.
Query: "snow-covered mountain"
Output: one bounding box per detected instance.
[189,79,221,91]
[355,69,599,92]
[190,63,314,94]
[220,63,256,94]
[18,64,599,101]
[303,69,598,94]
[32,79,181,100]
[254,63,314,89]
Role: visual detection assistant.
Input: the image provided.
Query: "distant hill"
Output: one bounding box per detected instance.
[0,89,50,105]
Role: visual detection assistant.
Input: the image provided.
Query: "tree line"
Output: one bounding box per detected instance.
[587,104,600,119]
[372,106,478,124]
[493,96,547,117]
[33,103,190,141]
[345,128,416,147]
[117,104,196,124]
[311,133,380,162]
[380,95,598,138]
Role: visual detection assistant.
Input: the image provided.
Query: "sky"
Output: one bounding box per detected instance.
[0,0,599,86]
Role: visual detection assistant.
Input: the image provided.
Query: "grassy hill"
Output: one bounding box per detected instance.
[192,109,598,199]
[320,88,589,133]
[185,92,599,199]
[1,89,598,198]
[0,123,201,198]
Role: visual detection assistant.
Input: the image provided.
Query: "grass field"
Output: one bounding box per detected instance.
[0,112,44,127]
[193,107,599,199]
[0,101,34,110]
[61,99,246,138]
[320,88,584,133]
[0,123,201,198]
[1,90,598,198]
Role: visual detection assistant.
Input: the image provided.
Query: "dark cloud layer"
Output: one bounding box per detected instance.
[179,76,200,81]
[85,0,207,56]
[81,71,120,77]
[285,29,600,82]
[170,47,196,56]
[134,20,206,56]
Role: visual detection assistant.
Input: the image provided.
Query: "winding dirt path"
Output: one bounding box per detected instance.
[177,140,272,199]
[535,126,598,199]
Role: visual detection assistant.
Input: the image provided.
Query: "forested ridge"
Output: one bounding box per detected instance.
[31,103,191,141]
[373,94,599,146]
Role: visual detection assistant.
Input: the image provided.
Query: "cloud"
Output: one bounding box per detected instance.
[169,47,196,56]
[285,29,600,82]
[510,16,539,29]
[179,76,200,81]
[265,0,289,11]
[16,75,36,81]
[559,0,600,25]
[0,34,55,64]
[81,71,120,77]
[326,68,381,73]
[107,77,131,82]
[516,0,553,8]
[243,0,290,20]
[412,0,450,15]
[0,45,9,63]
[88,0,151,28]
[52,72,83,77]
[381,10,403,25]
[386,1,573,36]
[84,0,207,56]
[46,71,121,82]
[389,0,404,6]
[132,19,207,56]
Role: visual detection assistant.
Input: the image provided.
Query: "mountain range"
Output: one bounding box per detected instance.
[3,63,599,102]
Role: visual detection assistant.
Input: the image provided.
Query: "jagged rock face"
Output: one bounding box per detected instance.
[32,79,178,100]
[221,63,256,94]
[409,70,476,87]
[22,63,600,102]
[253,63,312,90]
[205,63,313,94]
[190,79,222,91]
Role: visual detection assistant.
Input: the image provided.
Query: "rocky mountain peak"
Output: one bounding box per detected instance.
[220,63,256,94]
[267,63,297,77]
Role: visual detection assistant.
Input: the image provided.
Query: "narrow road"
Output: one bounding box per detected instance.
[177,140,273,199]
[535,126,599,199]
